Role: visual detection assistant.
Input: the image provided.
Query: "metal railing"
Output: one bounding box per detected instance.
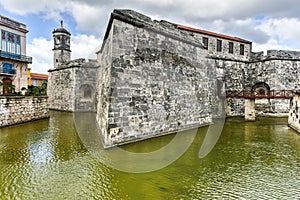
[226,90,294,99]
[0,50,32,63]
[0,66,16,75]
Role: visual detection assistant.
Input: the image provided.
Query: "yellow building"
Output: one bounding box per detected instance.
[27,67,31,85]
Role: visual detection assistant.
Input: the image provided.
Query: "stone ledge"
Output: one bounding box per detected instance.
[0,96,48,99]
[250,50,300,62]
[99,9,204,54]
[48,58,98,72]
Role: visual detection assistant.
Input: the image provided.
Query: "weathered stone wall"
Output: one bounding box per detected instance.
[48,66,76,111]
[53,50,71,69]
[74,59,98,112]
[46,9,300,148]
[199,36,251,62]
[97,10,216,148]
[288,91,300,133]
[220,50,300,117]
[96,22,113,145]
[48,58,98,112]
[245,99,255,121]
[226,98,245,116]
[0,96,49,127]
[246,51,300,91]
[246,50,300,116]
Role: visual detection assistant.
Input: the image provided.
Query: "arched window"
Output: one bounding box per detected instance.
[80,84,93,100]
[84,88,91,99]
[251,82,270,96]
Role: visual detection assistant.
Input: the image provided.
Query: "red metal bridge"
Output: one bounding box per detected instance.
[226,90,294,99]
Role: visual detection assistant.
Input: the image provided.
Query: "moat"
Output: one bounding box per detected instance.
[1,111,300,199]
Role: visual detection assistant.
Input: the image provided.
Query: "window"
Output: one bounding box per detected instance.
[1,63,14,74]
[217,39,222,52]
[1,30,5,40]
[84,88,92,99]
[240,44,245,55]
[55,36,61,44]
[202,37,208,50]
[66,37,70,45]
[229,42,234,53]
[1,30,21,55]
[80,84,93,100]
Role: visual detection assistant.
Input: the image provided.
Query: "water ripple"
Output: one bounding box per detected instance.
[1,114,300,199]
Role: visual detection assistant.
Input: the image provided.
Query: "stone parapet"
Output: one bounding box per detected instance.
[47,58,99,112]
[0,96,49,127]
[251,50,300,62]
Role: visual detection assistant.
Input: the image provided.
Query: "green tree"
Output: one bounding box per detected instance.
[26,81,47,96]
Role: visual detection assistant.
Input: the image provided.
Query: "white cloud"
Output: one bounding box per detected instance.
[27,37,52,73]
[256,18,300,48]
[67,2,107,35]
[3,0,300,62]
[253,39,297,53]
[0,0,65,16]
[27,34,102,74]
[71,34,102,60]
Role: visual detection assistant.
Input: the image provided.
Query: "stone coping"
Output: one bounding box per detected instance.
[0,96,48,99]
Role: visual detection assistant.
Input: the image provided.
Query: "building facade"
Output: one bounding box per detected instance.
[28,72,48,86]
[0,15,32,95]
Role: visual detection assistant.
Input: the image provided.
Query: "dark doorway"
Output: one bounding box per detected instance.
[2,78,13,95]
[251,82,270,96]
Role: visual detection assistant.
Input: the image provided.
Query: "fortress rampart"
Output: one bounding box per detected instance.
[48,9,300,148]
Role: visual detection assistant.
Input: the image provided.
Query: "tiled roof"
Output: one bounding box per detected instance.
[30,73,48,80]
[177,25,252,44]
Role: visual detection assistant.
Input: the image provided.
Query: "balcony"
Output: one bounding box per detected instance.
[0,50,32,63]
[0,66,16,76]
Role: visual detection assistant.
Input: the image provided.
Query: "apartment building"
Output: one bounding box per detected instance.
[0,15,32,94]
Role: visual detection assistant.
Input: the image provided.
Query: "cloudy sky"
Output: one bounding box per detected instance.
[1,0,300,73]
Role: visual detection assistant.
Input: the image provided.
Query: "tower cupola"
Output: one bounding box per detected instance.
[52,20,71,69]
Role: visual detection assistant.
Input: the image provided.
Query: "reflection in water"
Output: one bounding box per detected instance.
[74,112,201,173]
[0,111,300,199]
[28,131,55,163]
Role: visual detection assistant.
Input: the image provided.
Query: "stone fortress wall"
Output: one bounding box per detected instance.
[48,58,99,112]
[97,10,217,147]
[225,50,300,116]
[48,9,300,148]
[0,96,48,127]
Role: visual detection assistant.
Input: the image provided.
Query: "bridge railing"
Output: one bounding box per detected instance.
[226,90,294,99]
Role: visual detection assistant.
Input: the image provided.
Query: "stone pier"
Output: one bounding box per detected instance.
[288,91,300,133]
[245,98,256,121]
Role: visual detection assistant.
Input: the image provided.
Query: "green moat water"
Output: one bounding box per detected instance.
[1,111,300,199]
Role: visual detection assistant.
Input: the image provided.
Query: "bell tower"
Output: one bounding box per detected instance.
[52,20,71,69]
